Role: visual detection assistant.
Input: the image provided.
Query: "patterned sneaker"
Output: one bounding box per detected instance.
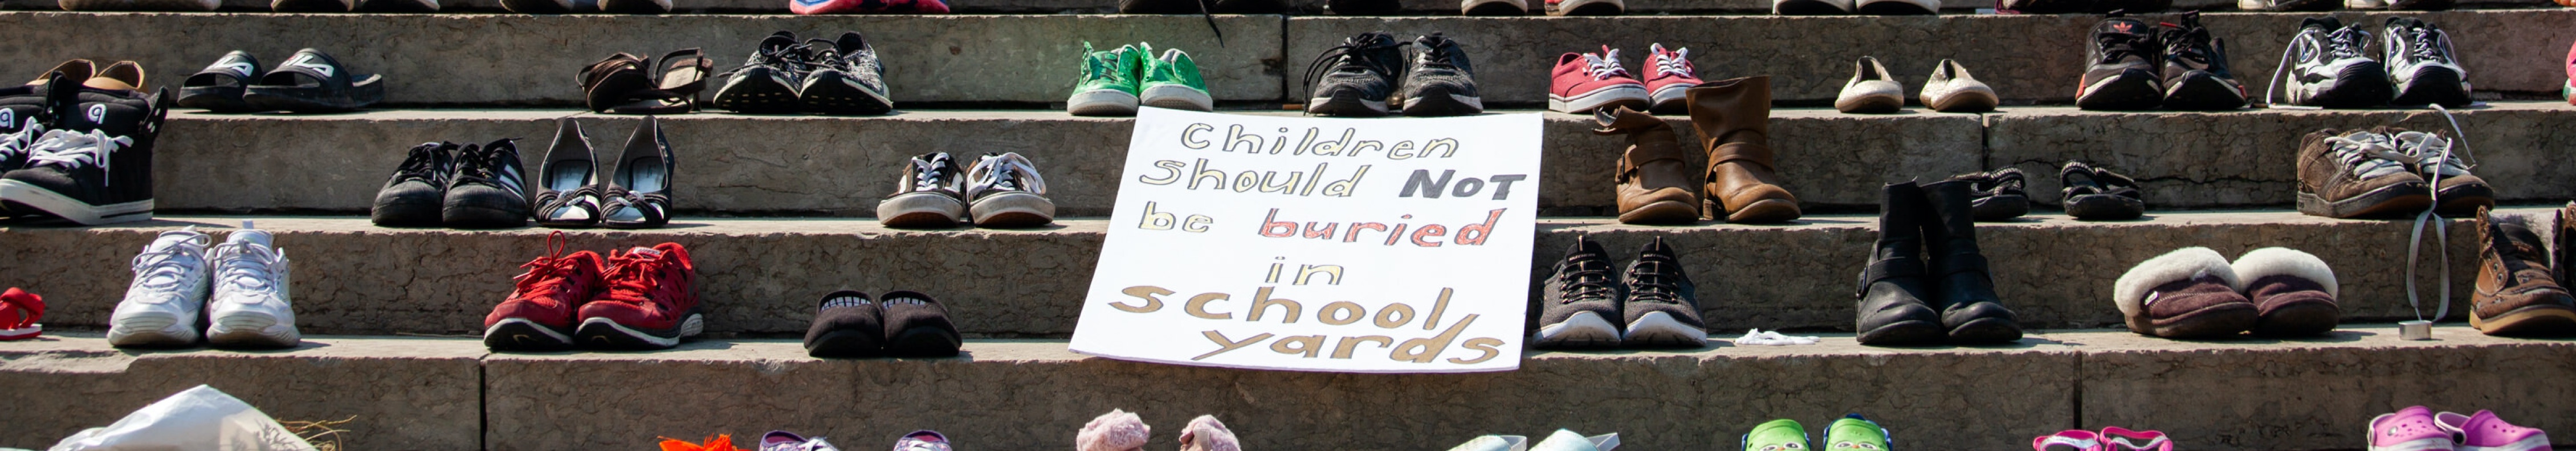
[106,228,211,348]
[800,31,895,116]
[2435,410,2550,451]
[1742,419,1810,451]
[205,222,299,349]
[1642,43,1702,114]
[1140,45,1214,112]
[1821,415,1892,451]
[1069,43,1143,117]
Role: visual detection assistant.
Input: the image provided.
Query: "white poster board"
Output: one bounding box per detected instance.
[1068,107,1543,373]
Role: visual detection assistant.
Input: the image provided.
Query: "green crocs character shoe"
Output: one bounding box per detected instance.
[1742,419,1810,451]
[1821,415,1892,451]
[1069,42,1142,117]
[1141,46,1213,112]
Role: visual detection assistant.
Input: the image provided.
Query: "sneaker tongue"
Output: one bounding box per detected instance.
[145,231,199,252]
[2096,18,2146,36]
[226,229,272,248]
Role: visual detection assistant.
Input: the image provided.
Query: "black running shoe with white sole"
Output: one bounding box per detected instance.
[0,87,166,226]
[800,32,895,116]
[1301,31,1406,117]
[2076,15,2163,111]
[2158,12,2248,110]
[2382,17,2471,108]
[2272,17,2393,109]
[1533,237,1624,350]
[1394,33,1484,117]
[372,141,458,227]
[1620,237,1706,347]
[878,152,969,228]
[442,139,531,229]
[712,31,813,114]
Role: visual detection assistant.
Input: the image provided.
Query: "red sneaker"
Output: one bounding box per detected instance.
[788,0,948,15]
[1548,47,1650,114]
[484,232,605,351]
[0,288,44,341]
[1641,43,1703,114]
[575,242,702,349]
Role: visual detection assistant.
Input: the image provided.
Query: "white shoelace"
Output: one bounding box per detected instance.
[908,154,951,192]
[2265,27,2370,109]
[971,153,1047,195]
[23,129,135,185]
[1651,47,1693,79]
[2322,132,2411,179]
[1583,51,1630,81]
[0,120,43,162]
[211,240,288,295]
[129,229,209,293]
[2385,25,2459,71]
[2403,105,2472,323]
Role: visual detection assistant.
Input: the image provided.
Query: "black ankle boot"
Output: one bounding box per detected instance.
[1857,182,1945,346]
[1921,179,2024,344]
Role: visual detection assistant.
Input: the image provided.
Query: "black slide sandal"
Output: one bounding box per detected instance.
[178,51,263,113]
[242,48,385,113]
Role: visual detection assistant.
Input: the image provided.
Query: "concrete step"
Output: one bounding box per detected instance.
[4,326,2571,451]
[151,103,2576,216]
[0,209,2510,337]
[0,12,1275,105]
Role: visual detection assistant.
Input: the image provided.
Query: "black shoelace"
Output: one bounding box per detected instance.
[1625,258,1685,305]
[2326,26,2370,60]
[1414,34,1465,72]
[454,145,508,183]
[724,39,814,78]
[1555,256,1616,303]
[2095,32,2149,64]
[1299,32,1407,101]
[2406,26,2454,64]
[392,143,451,186]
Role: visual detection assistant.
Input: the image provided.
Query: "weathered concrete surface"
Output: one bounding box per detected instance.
[486,337,2074,451]
[152,109,1978,215]
[0,13,1281,105]
[1287,10,2576,106]
[2076,325,2576,451]
[0,210,2509,337]
[1988,101,2576,208]
[0,334,484,451]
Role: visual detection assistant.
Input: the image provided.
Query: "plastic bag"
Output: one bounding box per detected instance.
[48,384,321,451]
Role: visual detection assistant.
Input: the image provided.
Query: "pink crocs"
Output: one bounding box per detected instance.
[2437,410,2553,451]
[2370,406,2459,451]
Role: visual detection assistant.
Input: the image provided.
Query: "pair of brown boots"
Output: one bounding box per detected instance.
[2471,205,2576,336]
[1593,76,1800,225]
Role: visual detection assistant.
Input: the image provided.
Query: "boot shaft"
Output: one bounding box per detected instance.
[1684,76,1774,169]
[1873,182,1928,262]
[1919,179,1981,257]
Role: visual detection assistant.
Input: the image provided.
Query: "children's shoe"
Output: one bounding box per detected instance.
[760,430,840,451]
[894,431,952,451]
[1641,44,1702,114]
[1069,43,1143,117]
[878,290,961,357]
[1077,409,1150,451]
[1548,48,1649,114]
[1141,46,1214,112]
[2368,406,2459,451]
[2435,411,2551,451]
[2033,430,2102,451]
[2098,427,2170,451]
[804,290,883,358]
[1177,417,1237,451]
[0,287,42,341]
[1822,415,1891,450]
[1743,420,1807,451]
[1532,429,1618,451]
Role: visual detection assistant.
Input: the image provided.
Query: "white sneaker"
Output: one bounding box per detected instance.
[205,223,299,348]
[105,227,213,348]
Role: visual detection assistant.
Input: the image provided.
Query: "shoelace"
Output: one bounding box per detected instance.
[1082,44,1136,85]
[211,239,286,294]
[973,154,1046,194]
[391,142,450,184]
[2265,27,2370,108]
[511,232,585,301]
[23,129,134,184]
[602,250,671,305]
[1652,47,1694,79]
[0,121,43,163]
[1298,33,1407,108]
[1625,257,1686,305]
[1414,34,1466,72]
[2322,133,2412,179]
[129,230,209,292]
[1555,255,1616,303]
[2094,31,2149,64]
[1584,50,1631,81]
[454,144,510,183]
[2162,27,2216,70]
[2404,105,2473,323]
[725,39,812,78]
[907,154,952,192]
[2404,26,2457,66]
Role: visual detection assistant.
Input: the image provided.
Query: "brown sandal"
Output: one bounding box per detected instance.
[580,50,710,114]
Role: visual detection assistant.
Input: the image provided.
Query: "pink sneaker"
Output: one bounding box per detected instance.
[789,0,948,14]
[1547,47,1649,114]
[1641,43,1702,114]
[2033,430,2103,451]
[2437,411,2553,451]
[2370,406,2460,451]
[2099,427,2171,451]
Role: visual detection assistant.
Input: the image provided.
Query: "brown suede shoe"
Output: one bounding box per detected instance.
[2114,247,2257,338]
[2384,128,2492,218]
[2294,129,2430,219]
[2231,247,2341,337]
[1594,106,1699,224]
[2472,207,2576,336]
[1685,76,1800,224]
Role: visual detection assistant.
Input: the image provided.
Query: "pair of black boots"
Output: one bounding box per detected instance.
[1855,181,2023,346]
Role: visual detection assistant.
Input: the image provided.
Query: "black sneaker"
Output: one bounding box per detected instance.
[1394,33,1484,117]
[443,139,531,229]
[2275,17,2392,108]
[371,141,458,227]
[2382,17,2470,107]
[1620,237,1706,347]
[1532,236,1623,350]
[2158,12,2248,110]
[877,151,968,228]
[2076,14,2163,111]
[0,85,167,226]
[1301,31,1407,117]
[800,32,894,116]
[712,31,814,114]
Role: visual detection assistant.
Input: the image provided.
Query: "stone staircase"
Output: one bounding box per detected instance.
[2,7,2574,451]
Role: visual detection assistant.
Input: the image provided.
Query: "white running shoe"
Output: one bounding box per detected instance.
[205,222,299,348]
[106,227,213,348]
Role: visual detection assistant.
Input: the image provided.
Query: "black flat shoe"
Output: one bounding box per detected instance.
[177,51,262,113]
[600,116,673,229]
[533,118,602,228]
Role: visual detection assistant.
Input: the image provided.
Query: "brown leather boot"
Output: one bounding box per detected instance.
[1685,76,1800,223]
[2472,206,2576,336]
[1593,106,1699,224]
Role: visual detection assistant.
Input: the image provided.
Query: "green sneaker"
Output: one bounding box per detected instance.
[1742,419,1811,451]
[1069,42,1142,116]
[1140,46,1213,112]
[1821,415,1892,451]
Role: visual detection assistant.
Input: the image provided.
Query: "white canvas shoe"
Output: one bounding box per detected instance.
[205,222,299,348]
[106,227,213,348]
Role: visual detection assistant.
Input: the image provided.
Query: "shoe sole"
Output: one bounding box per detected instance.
[596,0,670,12]
[207,310,301,349]
[1531,310,1621,349]
[0,180,152,225]
[1857,319,1946,346]
[372,198,442,227]
[2064,194,2144,220]
[2472,304,2576,337]
[1649,85,1690,114]
[1852,0,1933,14]
[177,87,255,113]
[1946,317,2024,345]
[1925,91,1998,113]
[1548,85,1650,114]
[1715,198,1801,224]
[2139,302,2259,338]
[497,0,572,12]
[971,192,1056,228]
[574,314,704,350]
[1621,311,1707,348]
[2251,300,2342,337]
[2434,183,2496,217]
[59,0,219,9]
[1836,93,1904,114]
[1401,90,1485,117]
[2456,436,2551,451]
[801,77,896,116]
[2391,67,2471,108]
[885,326,963,357]
[443,203,528,229]
[2076,72,2162,111]
[0,326,36,341]
[878,192,968,228]
[1618,200,1699,225]
[1305,91,1389,117]
[2239,0,2334,10]
[2301,64,2398,109]
[2297,182,2431,219]
[266,0,350,9]
[1550,0,1621,15]
[1140,85,1215,112]
[1461,0,1525,15]
[107,310,202,348]
[1772,0,1847,13]
[1069,89,1140,116]
[807,329,887,358]
[711,73,801,114]
[243,84,385,113]
[484,318,576,351]
[1971,194,2029,222]
[2162,73,2247,110]
[2371,437,2464,451]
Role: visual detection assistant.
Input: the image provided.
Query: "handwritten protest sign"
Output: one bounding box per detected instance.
[1068,107,1543,373]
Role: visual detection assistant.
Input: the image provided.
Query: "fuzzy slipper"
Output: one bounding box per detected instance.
[2114,247,2256,338]
[2231,247,2341,337]
[1179,416,1239,451]
[1078,409,1150,451]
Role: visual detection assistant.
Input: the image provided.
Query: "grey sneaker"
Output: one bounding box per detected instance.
[1620,237,1706,347]
[1301,31,1405,117]
[1534,236,1623,350]
[1395,33,1484,117]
